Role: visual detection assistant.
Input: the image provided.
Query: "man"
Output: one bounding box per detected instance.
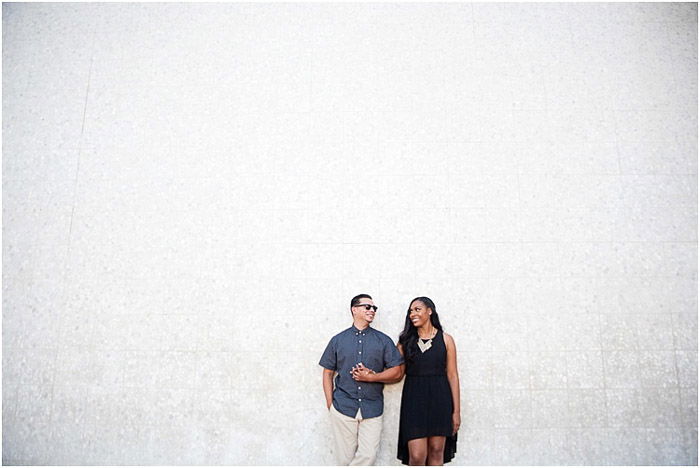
[319,294,404,465]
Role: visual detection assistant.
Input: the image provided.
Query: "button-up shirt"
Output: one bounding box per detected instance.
[319,325,404,419]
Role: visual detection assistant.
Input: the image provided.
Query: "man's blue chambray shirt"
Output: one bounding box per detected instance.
[319,325,404,419]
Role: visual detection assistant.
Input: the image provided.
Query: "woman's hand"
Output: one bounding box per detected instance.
[452,412,461,435]
[351,363,375,382]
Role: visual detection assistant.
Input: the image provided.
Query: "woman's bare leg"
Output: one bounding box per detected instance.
[427,436,446,466]
[407,438,428,466]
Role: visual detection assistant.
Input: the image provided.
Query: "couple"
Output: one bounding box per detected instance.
[320,294,460,466]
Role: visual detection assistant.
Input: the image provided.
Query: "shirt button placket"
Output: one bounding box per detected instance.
[358,333,364,406]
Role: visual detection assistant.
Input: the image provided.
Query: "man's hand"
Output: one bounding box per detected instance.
[322,368,335,412]
[351,363,375,382]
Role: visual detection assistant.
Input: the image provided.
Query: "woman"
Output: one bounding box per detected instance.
[350,297,461,465]
[396,297,460,465]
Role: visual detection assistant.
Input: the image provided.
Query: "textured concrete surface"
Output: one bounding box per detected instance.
[2,2,697,465]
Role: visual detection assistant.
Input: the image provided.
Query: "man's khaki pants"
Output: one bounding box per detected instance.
[329,405,383,465]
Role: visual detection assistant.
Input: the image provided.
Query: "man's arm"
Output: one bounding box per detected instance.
[322,368,335,409]
[354,363,404,384]
[352,342,405,384]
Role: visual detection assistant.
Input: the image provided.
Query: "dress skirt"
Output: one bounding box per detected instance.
[397,373,457,465]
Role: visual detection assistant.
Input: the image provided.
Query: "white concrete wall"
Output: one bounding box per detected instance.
[2,2,697,465]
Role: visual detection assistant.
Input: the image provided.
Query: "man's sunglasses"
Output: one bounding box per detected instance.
[355,304,378,312]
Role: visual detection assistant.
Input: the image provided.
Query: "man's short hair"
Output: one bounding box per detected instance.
[351,294,373,308]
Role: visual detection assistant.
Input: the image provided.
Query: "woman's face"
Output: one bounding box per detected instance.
[409,300,432,328]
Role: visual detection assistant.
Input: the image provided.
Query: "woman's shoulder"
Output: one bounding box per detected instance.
[442,331,455,346]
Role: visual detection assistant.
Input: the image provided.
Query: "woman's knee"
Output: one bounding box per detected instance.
[408,440,428,466]
[427,438,445,464]
[428,441,444,452]
[409,446,427,465]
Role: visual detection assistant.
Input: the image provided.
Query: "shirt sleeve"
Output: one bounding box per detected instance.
[384,338,404,368]
[319,336,337,370]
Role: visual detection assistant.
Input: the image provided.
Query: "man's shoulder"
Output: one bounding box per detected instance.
[329,326,354,341]
[370,327,397,344]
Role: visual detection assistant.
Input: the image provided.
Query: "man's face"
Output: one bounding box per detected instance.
[352,298,377,324]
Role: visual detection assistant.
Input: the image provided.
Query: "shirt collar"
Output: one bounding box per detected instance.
[351,324,372,335]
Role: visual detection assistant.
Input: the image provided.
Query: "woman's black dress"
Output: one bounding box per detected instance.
[397,330,457,465]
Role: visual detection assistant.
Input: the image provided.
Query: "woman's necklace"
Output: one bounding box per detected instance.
[417,326,437,353]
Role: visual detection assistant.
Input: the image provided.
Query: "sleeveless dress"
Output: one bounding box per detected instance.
[397,330,457,465]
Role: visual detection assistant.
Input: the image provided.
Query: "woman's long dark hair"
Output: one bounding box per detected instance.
[398,297,444,364]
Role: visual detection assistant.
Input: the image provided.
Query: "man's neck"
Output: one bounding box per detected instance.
[353,320,370,331]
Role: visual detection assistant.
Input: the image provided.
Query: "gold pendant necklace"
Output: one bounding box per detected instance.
[417,327,436,353]
[417,338,432,353]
